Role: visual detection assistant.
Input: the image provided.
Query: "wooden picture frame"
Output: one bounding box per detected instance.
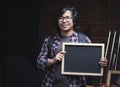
[106,70,120,87]
[61,43,105,76]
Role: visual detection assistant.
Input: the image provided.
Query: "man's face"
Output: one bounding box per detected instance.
[58,10,74,32]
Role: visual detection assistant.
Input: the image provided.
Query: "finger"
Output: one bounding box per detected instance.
[59,51,66,54]
[100,58,107,62]
[99,61,107,63]
[57,57,62,62]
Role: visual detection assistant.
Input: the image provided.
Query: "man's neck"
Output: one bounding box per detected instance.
[60,30,74,37]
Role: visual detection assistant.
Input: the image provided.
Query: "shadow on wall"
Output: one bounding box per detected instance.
[3,55,41,87]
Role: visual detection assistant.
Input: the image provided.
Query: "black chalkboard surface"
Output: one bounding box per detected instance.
[61,43,105,76]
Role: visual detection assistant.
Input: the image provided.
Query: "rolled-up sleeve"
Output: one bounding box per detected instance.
[37,38,49,70]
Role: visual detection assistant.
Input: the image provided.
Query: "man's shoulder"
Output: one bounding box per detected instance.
[78,32,86,36]
[77,32,91,43]
[48,33,58,40]
[47,33,58,45]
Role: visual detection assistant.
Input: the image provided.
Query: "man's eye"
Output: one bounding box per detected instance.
[66,17,70,19]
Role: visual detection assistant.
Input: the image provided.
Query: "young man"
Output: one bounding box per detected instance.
[37,6,107,87]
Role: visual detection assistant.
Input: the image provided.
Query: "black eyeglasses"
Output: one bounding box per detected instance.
[58,16,73,22]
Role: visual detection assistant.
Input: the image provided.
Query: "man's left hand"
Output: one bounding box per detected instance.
[99,58,108,67]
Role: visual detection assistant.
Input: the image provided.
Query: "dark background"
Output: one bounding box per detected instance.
[1,0,42,87]
[1,0,120,87]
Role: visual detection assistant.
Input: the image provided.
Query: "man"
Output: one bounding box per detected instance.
[37,6,107,87]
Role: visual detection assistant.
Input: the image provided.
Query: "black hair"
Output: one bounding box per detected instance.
[55,6,79,32]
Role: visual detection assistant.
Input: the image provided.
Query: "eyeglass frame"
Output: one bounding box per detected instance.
[58,16,73,22]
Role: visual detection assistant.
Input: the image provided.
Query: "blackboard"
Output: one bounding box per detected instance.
[61,43,105,76]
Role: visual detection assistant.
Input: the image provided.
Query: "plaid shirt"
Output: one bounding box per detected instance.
[37,31,91,87]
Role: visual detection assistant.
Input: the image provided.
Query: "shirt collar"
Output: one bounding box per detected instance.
[53,31,78,40]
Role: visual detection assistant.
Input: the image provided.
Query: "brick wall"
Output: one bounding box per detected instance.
[40,0,120,42]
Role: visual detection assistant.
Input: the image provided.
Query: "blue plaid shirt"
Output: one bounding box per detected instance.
[37,31,91,87]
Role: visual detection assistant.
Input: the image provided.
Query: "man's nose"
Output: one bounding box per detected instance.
[62,18,67,22]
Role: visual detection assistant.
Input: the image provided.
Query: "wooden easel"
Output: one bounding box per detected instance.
[99,31,120,87]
